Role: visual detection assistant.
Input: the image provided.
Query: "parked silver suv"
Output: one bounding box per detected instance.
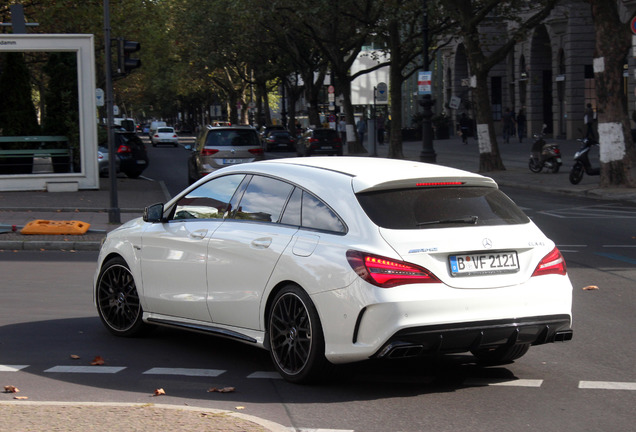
[187,125,264,184]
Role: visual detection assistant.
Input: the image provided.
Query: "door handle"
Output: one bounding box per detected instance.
[252,238,272,249]
[189,229,208,239]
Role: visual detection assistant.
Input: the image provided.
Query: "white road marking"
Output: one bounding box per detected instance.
[44,366,126,374]
[0,365,28,372]
[464,378,543,387]
[579,381,636,390]
[143,367,224,377]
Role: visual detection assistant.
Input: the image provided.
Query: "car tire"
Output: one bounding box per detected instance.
[471,343,530,364]
[267,285,330,383]
[95,257,150,337]
[124,169,143,179]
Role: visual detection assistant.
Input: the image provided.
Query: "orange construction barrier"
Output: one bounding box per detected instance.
[20,220,91,235]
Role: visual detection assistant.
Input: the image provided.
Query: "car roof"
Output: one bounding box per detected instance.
[256,157,497,193]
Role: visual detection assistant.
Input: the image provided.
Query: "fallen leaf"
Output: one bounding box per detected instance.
[582,285,599,291]
[13,396,28,400]
[235,406,245,410]
[153,388,166,396]
[90,356,105,366]
[207,386,235,393]
[4,385,19,393]
[70,355,80,360]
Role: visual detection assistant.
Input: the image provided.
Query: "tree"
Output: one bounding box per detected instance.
[588,0,635,187]
[442,0,558,172]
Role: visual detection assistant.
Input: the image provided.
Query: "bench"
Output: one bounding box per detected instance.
[0,136,72,174]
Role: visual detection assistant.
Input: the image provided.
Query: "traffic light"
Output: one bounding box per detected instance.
[116,37,141,75]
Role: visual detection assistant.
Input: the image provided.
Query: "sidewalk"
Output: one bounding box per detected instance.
[2,135,636,252]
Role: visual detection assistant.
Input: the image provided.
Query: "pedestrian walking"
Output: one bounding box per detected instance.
[356,116,366,144]
[516,108,527,143]
[502,107,515,144]
[377,113,386,145]
[459,113,471,144]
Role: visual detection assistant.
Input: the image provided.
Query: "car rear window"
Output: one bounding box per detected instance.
[356,186,529,229]
[205,129,260,147]
[313,129,337,139]
[157,127,173,133]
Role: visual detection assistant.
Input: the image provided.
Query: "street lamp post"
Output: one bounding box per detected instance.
[420,0,436,163]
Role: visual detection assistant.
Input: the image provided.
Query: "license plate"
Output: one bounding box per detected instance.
[449,251,519,276]
[223,159,244,164]
[136,160,146,165]
[556,158,562,163]
[322,146,333,150]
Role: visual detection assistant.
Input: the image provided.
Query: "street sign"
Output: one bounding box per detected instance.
[95,88,104,107]
[418,71,432,95]
[376,82,388,103]
[328,85,335,94]
[631,15,636,34]
[449,96,461,110]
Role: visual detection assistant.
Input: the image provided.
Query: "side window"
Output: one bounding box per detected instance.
[280,187,302,226]
[229,175,294,223]
[172,174,245,220]
[302,191,345,233]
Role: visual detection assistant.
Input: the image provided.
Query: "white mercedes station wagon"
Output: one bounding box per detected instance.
[94,157,573,383]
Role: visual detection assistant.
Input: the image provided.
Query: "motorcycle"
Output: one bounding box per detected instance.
[528,132,562,173]
[569,137,600,184]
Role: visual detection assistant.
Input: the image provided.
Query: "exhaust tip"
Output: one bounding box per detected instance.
[554,330,573,342]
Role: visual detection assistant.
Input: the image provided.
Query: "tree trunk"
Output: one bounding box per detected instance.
[590,0,635,187]
[472,71,505,172]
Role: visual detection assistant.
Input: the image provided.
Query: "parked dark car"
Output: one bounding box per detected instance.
[296,128,343,156]
[98,131,149,178]
[264,130,296,151]
[187,125,264,184]
[259,124,286,144]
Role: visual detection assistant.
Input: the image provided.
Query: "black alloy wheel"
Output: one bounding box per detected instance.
[268,285,328,383]
[96,257,147,337]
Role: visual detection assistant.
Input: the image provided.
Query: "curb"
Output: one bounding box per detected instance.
[0,401,290,432]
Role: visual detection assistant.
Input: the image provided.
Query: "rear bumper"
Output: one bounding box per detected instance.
[374,314,572,359]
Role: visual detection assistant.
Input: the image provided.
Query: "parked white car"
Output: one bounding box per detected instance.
[94,157,573,383]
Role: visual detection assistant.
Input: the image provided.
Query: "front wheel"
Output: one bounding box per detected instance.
[528,158,542,173]
[268,285,329,383]
[569,162,584,184]
[96,257,148,337]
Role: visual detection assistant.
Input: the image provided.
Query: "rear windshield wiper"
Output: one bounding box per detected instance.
[417,216,478,227]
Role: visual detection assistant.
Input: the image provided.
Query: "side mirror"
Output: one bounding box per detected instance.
[143,203,165,223]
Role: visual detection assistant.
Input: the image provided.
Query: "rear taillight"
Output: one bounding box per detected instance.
[117,145,131,154]
[249,148,264,155]
[346,250,440,288]
[200,148,219,156]
[309,138,319,143]
[532,247,567,277]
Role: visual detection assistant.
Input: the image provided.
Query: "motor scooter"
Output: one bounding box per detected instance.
[528,132,562,173]
[569,137,600,184]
